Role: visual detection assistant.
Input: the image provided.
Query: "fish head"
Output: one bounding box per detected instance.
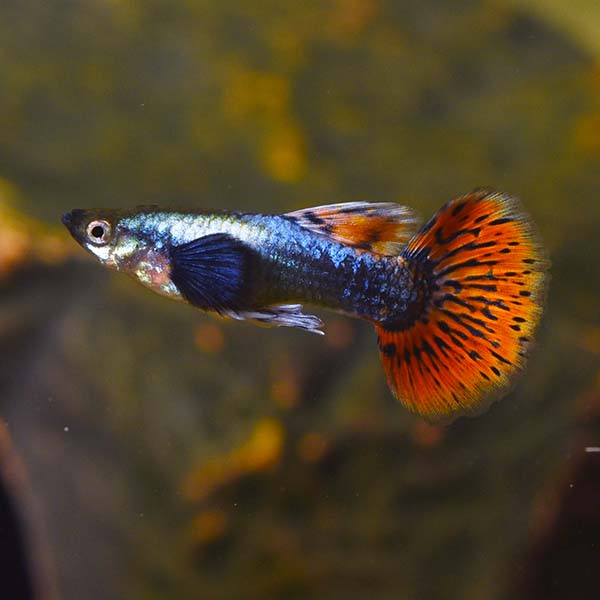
[62,207,182,298]
[62,208,148,269]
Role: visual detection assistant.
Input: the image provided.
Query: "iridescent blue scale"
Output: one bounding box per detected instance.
[118,210,417,324]
[224,214,416,324]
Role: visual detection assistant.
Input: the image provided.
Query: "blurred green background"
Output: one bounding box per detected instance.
[0,1,599,599]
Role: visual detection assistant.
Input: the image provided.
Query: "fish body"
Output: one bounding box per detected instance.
[63,189,548,421]
[62,206,421,331]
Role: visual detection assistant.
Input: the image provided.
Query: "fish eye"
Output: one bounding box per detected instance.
[86,220,112,245]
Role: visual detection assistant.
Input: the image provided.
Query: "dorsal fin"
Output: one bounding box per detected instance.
[285,202,421,255]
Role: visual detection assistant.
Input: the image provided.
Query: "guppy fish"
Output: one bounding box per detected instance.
[62,188,548,421]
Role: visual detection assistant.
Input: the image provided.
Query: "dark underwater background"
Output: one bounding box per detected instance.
[0,1,599,598]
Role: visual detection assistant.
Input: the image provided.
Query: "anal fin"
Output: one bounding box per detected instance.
[227,304,324,335]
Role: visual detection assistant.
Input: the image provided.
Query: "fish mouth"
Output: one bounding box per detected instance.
[61,209,88,244]
[61,209,85,228]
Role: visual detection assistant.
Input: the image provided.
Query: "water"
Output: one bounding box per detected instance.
[0,1,599,599]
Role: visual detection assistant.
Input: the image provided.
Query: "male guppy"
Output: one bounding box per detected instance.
[62,189,548,421]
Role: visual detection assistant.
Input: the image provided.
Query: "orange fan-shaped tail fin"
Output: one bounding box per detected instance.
[376,189,548,421]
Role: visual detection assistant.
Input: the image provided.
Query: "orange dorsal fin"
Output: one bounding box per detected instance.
[286,202,421,255]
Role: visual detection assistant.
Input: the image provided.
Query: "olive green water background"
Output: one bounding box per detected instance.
[0,1,599,599]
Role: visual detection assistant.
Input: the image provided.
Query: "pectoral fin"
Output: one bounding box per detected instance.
[170,233,250,314]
